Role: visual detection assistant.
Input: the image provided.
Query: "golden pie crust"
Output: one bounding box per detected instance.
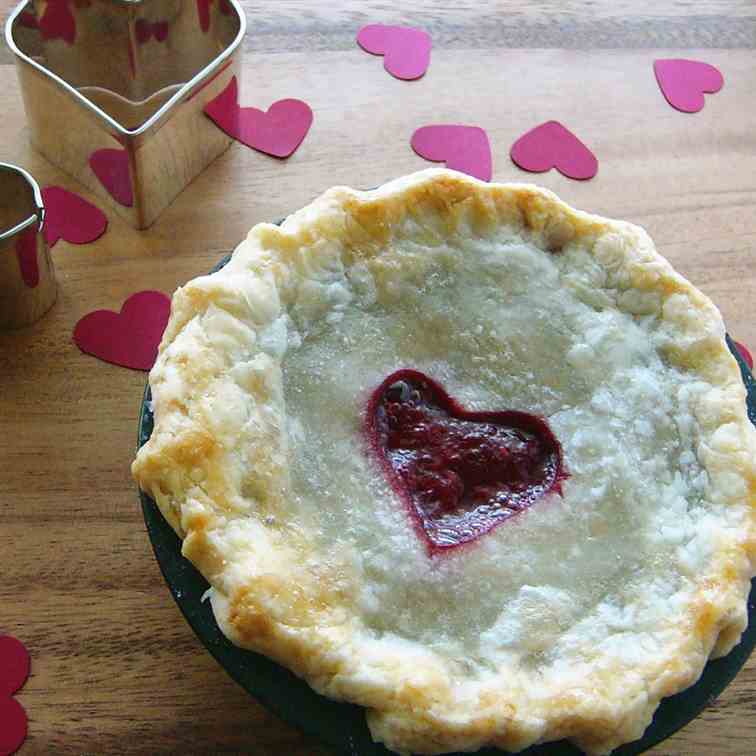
[133,169,756,755]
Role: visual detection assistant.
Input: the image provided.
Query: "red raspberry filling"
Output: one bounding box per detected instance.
[365,369,566,555]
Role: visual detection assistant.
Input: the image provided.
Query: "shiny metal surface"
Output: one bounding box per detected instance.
[6,0,246,228]
[0,162,56,329]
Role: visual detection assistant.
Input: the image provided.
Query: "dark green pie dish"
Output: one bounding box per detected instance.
[137,253,756,755]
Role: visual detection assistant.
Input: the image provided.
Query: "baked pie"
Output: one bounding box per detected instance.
[132,169,756,755]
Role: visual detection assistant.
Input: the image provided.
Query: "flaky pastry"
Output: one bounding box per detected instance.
[133,169,756,755]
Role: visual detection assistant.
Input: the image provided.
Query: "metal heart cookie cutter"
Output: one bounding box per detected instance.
[0,162,56,329]
[5,0,246,229]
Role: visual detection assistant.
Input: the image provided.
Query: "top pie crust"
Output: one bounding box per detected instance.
[132,169,756,755]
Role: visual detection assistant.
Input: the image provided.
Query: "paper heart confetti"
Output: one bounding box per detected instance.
[89,149,134,207]
[204,77,313,158]
[365,369,565,555]
[510,121,598,181]
[41,186,107,248]
[653,59,724,114]
[135,18,169,44]
[411,125,492,181]
[357,24,431,80]
[38,0,75,44]
[17,10,38,29]
[0,635,31,756]
[73,291,171,371]
[15,228,39,289]
[734,341,753,371]
[197,0,212,32]
[197,0,233,34]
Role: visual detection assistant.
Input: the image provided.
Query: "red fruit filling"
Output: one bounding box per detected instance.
[365,369,566,554]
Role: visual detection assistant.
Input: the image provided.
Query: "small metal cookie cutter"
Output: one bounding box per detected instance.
[0,162,56,329]
[5,0,246,229]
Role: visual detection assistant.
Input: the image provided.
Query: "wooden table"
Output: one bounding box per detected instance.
[1,1,755,754]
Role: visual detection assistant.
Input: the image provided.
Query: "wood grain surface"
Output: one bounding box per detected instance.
[1,1,756,754]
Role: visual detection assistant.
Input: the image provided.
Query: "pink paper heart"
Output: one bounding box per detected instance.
[15,227,39,289]
[411,125,492,181]
[0,636,30,698]
[197,0,211,33]
[154,21,169,42]
[0,635,31,756]
[18,10,38,29]
[89,149,134,207]
[135,19,151,44]
[197,0,231,34]
[654,59,724,113]
[38,0,75,44]
[135,19,169,44]
[510,121,598,181]
[357,24,431,80]
[41,187,107,248]
[734,340,753,371]
[365,369,565,555]
[73,291,171,371]
[204,77,313,158]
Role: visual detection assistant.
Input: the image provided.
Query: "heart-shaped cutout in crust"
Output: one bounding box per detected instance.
[365,369,566,555]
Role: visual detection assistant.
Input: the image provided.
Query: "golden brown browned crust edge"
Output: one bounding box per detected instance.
[133,169,756,756]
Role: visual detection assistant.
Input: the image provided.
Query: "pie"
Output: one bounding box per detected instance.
[132,169,756,755]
